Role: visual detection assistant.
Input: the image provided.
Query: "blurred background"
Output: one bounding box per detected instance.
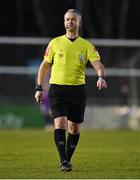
[0,0,140,130]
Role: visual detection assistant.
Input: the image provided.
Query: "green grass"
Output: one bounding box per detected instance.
[0,129,140,179]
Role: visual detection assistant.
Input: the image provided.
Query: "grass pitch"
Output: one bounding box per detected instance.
[0,129,140,179]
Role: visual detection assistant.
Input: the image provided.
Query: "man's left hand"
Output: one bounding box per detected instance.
[97,77,107,90]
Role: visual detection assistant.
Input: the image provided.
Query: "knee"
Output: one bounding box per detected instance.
[54,117,67,129]
[68,123,80,134]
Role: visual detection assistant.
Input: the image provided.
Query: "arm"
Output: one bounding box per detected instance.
[35,60,51,103]
[37,60,51,85]
[90,61,107,90]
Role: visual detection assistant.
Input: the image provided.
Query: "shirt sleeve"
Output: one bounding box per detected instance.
[43,40,54,63]
[87,42,100,62]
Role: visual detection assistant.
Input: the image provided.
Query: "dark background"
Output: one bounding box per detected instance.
[0,0,140,68]
[0,0,139,39]
[0,0,140,105]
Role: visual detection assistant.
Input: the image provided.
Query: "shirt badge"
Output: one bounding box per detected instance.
[78,54,84,63]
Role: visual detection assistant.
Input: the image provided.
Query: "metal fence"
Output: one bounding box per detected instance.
[0,37,140,129]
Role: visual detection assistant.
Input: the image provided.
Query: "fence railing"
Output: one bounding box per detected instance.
[0,37,140,47]
[0,37,140,129]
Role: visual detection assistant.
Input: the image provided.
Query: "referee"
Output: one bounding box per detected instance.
[35,9,107,172]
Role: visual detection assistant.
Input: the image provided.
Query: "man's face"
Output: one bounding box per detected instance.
[64,12,81,32]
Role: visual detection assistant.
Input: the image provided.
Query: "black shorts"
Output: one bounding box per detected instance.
[48,84,86,123]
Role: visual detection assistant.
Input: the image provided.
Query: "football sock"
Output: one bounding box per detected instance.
[66,133,80,162]
[54,129,67,162]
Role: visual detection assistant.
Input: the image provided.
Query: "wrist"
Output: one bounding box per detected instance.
[35,85,43,91]
[98,75,105,79]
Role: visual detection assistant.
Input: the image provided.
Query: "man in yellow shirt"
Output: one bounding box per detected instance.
[35,9,107,172]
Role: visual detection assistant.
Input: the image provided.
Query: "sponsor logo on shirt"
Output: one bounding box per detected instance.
[58,53,64,58]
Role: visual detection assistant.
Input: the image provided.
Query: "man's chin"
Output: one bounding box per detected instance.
[66,28,76,33]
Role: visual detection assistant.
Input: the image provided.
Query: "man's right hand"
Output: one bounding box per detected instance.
[35,91,43,104]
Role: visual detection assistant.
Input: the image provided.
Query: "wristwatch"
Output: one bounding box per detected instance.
[35,85,43,91]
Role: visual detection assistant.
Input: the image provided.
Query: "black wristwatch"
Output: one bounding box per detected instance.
[35,85,43,91]
[98,75,105,79]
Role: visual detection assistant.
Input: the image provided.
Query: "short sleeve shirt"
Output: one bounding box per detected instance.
[44,35,100,85]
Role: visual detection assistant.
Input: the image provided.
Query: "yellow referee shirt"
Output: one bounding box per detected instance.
[44,35,100,85]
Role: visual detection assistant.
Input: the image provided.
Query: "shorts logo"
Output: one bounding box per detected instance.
[78,54,84,63]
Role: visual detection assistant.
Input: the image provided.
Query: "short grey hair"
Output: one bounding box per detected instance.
[65,9,82,21]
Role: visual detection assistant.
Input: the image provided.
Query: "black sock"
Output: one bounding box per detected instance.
[66,133,80,162]
[54,129,67,163]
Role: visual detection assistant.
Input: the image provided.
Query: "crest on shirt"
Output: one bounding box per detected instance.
[44,46,50,56]
[78,54,84,63]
